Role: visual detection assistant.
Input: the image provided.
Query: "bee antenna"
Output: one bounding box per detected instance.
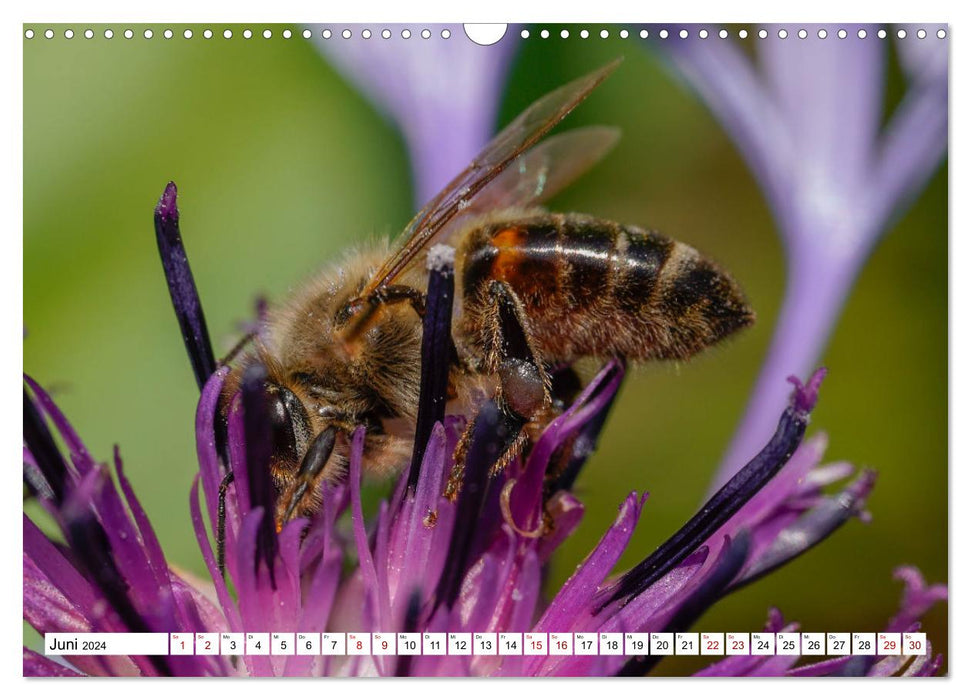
[281,426,338,523]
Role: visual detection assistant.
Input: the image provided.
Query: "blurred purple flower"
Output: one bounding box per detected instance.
[654,24,948,489]
[314,24,518,205]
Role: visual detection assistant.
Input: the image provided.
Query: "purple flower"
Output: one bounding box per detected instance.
[314,24,518,205]
[23,378,228,677]
[652,25,948,489]
[23,184,944,676]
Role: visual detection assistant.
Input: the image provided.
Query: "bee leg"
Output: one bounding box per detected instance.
[446,281,551,498]
[444,410,476,500]
[487,279,551,428]
[217,470,235,578]
[376,285,427,317]
[279,426,338,525]
[445,404,529,501]
[339,286,427,351]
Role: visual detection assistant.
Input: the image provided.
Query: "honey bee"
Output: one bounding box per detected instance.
[219,59,754,542]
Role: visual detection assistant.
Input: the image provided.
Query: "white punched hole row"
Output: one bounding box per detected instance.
[24,26,949,42]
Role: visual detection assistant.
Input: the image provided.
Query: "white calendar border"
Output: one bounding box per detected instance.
[9,1,961,699]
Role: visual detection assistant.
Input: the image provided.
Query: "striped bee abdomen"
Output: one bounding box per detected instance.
[458,212,754,364]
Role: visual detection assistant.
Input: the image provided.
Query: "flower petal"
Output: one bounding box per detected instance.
[534,491,645,635]
[886,566,948,633]
[23,648,83,677]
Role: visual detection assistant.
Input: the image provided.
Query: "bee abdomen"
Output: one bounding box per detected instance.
[460,212,754,362]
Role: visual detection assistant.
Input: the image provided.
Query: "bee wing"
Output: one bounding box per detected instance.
[448,125,620,218]
[355,58,622,300]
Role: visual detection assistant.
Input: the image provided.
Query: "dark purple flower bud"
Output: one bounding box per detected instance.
[408,245,456,490]
[545,360,625,495]
[603,370,824,608]
[154,181,216,392]
[618,532,752,676]
[729,468,877,589]
[239,363,278,585]
[22,387,68,506]
[433,400,509,612]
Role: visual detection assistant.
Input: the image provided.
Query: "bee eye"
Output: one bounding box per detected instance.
[266,392,297,463]
[266,385,310,464]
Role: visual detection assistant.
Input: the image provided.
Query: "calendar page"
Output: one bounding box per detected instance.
[21,9,949,681]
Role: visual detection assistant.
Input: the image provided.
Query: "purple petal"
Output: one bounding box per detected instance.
[535,491,585,562]
[493,550,541,678]
[902,643,944,677]
[24,375,94,477]
[388,423,456,617]
[114,448,176,603]
[24,514,154,676]
[545,362,626,494]
[788,655,856,677]
[761,25,884,237]
[694,646,795,677]
[869,653,912,677]
[457,551,503,632]
[546,548,709,677]
[189,475,242,632]
[24,545,94,634]
[534,491,645,635]
[297,491,344,634]
[233,510,275,677]
[895,25,949,85]
[505,548,541,634]
[867,71,948,236]
[501,361,625,546]
[605,547,710,630]
[195,368,232,538]
[84,464,178,634]
[349,427,392,638]
[695,611,799,677]
[733,467,876,587]
[23,648,83,677]
[886,567,948,633]
[60,469,156,633]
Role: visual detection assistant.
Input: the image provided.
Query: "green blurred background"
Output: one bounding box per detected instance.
[24,25,947,673]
